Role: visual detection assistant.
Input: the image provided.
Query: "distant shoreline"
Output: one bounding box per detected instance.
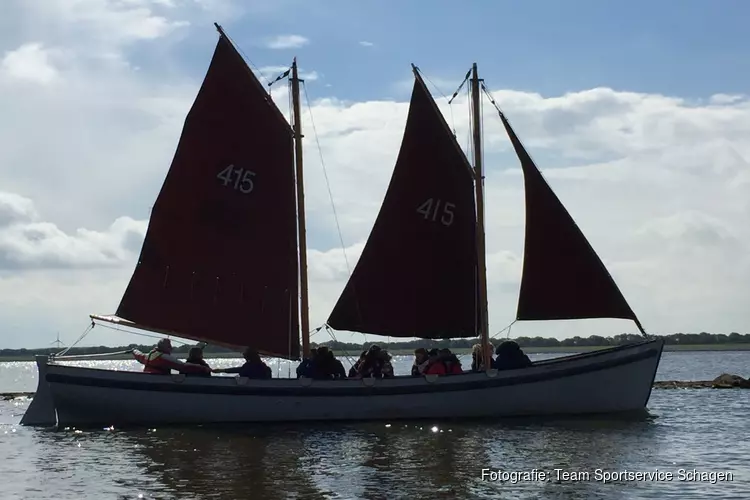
[1,343,748,362]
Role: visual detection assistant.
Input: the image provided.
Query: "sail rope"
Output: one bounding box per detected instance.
[55,323,94,356]
[92,321,193,345]
[324,325,358,366]
[489,319,518,340]
[55,350,134,360]
[414,66,459,136]
[465,83,472,163]
[301,81,353,281]
[301,80,371,348]
[220,30,273,87]
[447,69,472,106]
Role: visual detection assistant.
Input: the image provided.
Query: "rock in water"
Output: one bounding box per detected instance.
[711,374,750,388]
[652,374,750,389]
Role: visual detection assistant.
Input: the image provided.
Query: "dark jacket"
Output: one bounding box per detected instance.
[184,358,211,377]
[224,361,272,379]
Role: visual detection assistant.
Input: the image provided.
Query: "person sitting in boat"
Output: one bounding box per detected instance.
[411,348,429,376]
[355,345,394,379]
[440,348,463,374]
[132,338,211,376]
[494,341,532,370]
[320,347,347,379]
[298,347,347,380]
[296,354,314,379]
[348,351,367,378]
[423,348,446,375]
[184,347,211,377]
[471,342,494,372]
[213,347,272,379]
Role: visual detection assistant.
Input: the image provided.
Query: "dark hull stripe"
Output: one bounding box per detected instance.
[46,344,661,397]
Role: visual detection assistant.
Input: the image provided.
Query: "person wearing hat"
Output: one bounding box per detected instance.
[132,338,210,375]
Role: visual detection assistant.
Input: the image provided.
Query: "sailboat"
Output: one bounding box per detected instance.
[21,26,663,428]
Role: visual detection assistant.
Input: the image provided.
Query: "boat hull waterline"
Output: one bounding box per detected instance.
[21,339,663,427]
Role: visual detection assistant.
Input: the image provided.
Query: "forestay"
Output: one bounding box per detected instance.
[327,72,479,338]
[115,34,301,359]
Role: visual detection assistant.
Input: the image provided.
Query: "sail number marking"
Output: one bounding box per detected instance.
[416,198,454,226]
[217,164,256,194]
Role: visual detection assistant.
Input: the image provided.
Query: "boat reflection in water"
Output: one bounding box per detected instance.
[110,415,653,499]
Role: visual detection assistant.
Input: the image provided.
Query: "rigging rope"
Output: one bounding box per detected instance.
[55,350,134,360]
[56,323,94,356]
[222,30,273,88]
[489,319,518,340]
[465,84,472,162]
[301,81,352,280]
[94,321,192,345]
[324,325,358,366]
[447,69,472,105]
[301,80,369,347]
[419,70,458,137]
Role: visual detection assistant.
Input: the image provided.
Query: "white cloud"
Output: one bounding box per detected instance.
[359,41,374,47]
[265,34,309,50]
[0,191,147,270]
[0,43,61,84]
[1,1,749,349]
[0,191,146,270]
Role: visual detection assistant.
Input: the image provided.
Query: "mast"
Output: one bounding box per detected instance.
[470,63,492,372]
[291,58,311,358]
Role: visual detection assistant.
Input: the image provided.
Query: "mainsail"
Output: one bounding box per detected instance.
[326,71,479,338]
[498,114,643,329]
[109,33,301,358]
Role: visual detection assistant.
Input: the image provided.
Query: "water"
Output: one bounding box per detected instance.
[1,351,748,499]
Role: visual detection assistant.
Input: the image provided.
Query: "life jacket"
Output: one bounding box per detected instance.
[424,361,446,375]
[446,363,463,375]
[140,350,171,375]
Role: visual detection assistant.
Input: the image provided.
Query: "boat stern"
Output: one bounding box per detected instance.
[19,355,58,427]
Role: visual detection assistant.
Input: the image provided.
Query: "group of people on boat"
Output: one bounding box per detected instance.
[409,340,532,376]
[131,338,533,379]
[131,339,272,379]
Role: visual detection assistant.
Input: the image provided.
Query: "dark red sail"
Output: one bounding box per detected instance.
[115,34,300,359]
[499,114,640,323]
[326,72,479,338]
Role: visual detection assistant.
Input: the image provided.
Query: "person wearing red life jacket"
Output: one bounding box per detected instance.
[132,338,210,375]
[423,348,447,375]
[440,348,464,375]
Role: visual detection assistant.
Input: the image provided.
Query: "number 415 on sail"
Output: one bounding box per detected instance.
[417,198,455,226]
[217,164,256,194]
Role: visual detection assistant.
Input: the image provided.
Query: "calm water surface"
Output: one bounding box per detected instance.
[0,351,748,499]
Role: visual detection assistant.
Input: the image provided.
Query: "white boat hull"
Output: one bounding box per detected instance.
[21,339,663,427]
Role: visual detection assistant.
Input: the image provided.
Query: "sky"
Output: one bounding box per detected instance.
[0,0,749,349]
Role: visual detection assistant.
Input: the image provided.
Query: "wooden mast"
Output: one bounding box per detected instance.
[470,63,492,372]
[291,58,311,359]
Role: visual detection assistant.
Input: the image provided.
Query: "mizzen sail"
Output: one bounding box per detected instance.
[114,34,300,358]
[499,114,641,326]
[326,71,479,338]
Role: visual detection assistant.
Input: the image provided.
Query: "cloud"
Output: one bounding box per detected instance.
[0,43,61,84]
[0,192,146,270]
[359,41,374,47]
[1,0,749,348]
[264,34,309,50]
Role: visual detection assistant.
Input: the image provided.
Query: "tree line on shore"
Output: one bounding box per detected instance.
[1,331,748,357]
